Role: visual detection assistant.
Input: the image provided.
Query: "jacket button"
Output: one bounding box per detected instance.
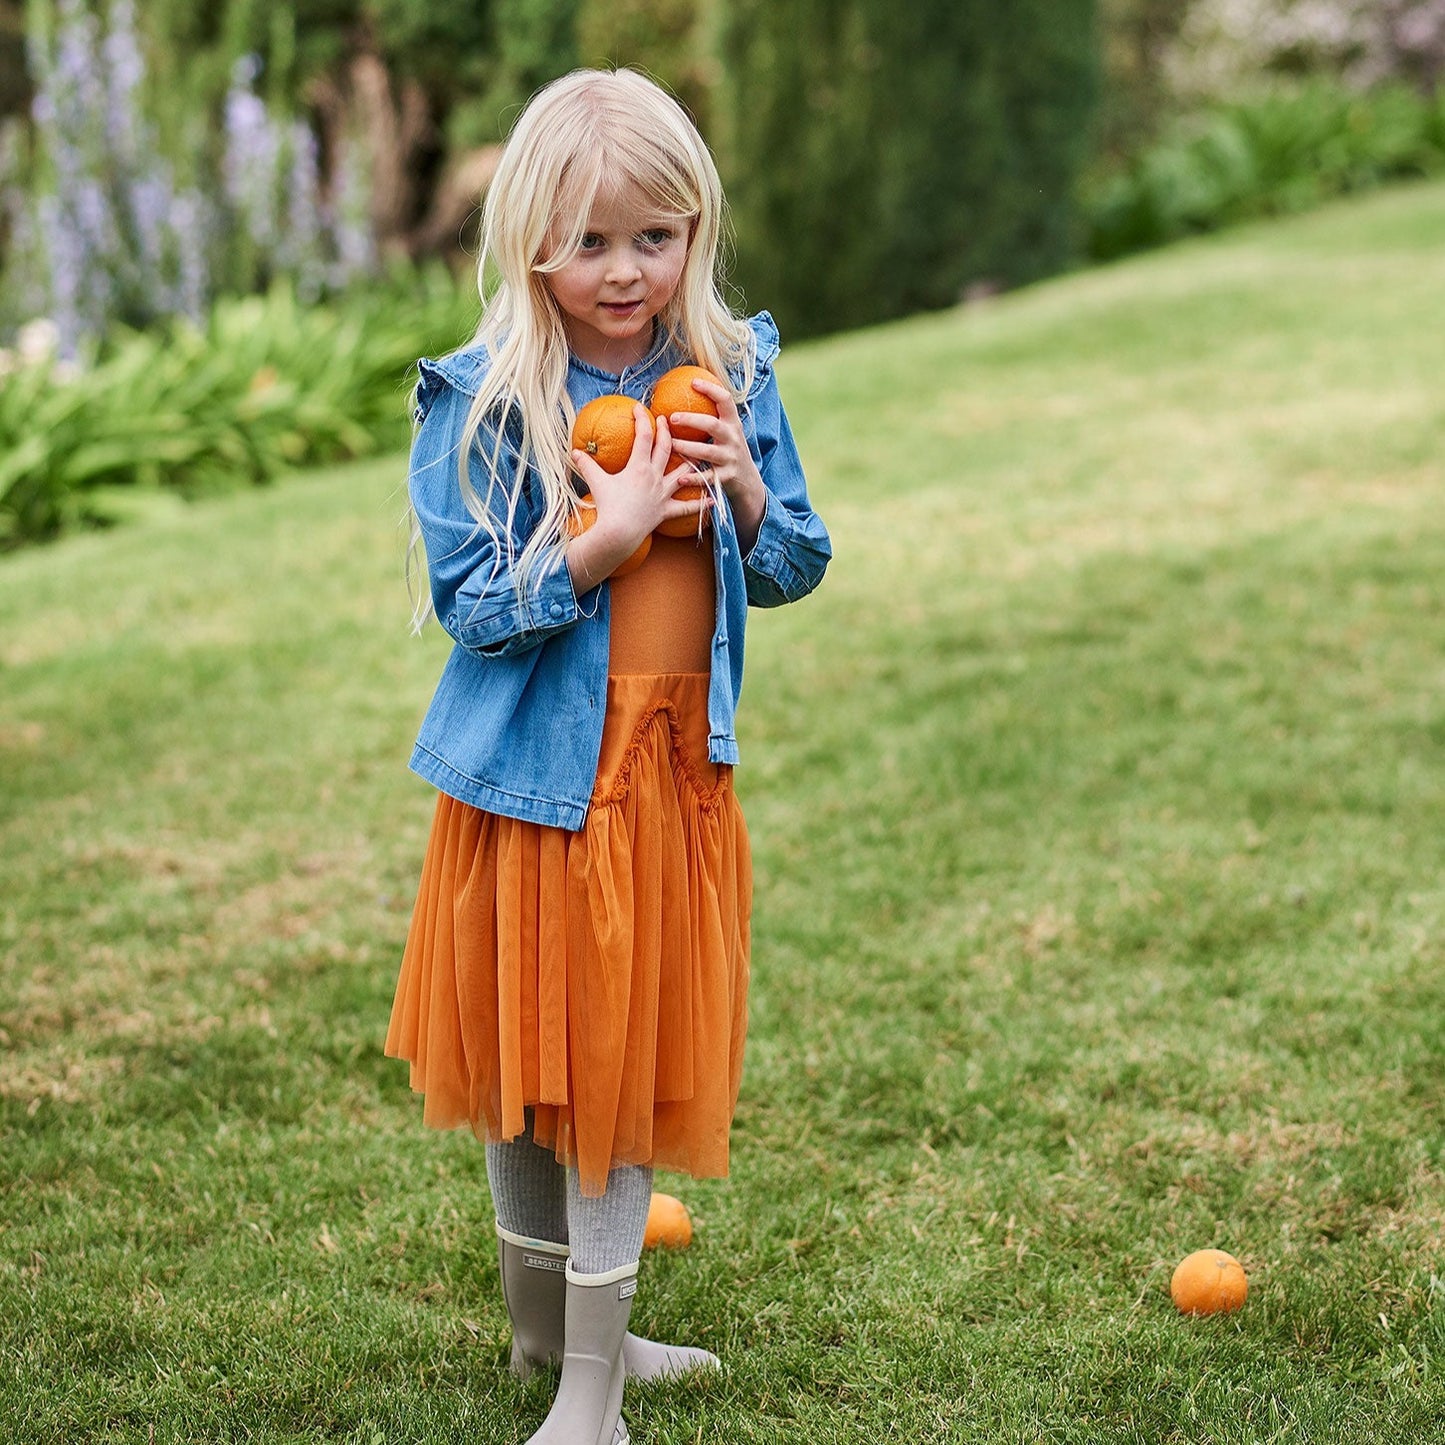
[549,602,563,619]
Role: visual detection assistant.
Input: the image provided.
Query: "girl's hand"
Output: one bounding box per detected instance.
[566,405,709,591]
[661,378,767,553]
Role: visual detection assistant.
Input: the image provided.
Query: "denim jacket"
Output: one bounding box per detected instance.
[407,312,832,831]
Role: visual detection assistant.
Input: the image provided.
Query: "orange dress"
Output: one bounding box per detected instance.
[385,531,752,1197]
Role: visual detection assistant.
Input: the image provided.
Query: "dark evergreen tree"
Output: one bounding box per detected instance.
[719,0,1100,337]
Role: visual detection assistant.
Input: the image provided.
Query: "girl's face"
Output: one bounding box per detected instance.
[542,183,691,372]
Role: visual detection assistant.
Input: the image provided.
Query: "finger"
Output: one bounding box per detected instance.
[627,403,656,464]
[665,409,721,438]
[665,460,706,490]
[650,412,673,468]
[659,491,711,520]
[689,378,740,422]
[571,448,609,488]
[668,437,726,465]
[664,401,734,433]
[689,376,732,407]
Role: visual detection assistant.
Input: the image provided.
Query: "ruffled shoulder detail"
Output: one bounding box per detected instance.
[739,311,781,402]
[413,344,492,424]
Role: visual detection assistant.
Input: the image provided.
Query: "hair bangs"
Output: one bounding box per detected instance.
[608,130,704,225]
[534,147,607,274]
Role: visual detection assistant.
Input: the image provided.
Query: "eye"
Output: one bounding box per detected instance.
[578,233,605,252]
[640,227,675,248]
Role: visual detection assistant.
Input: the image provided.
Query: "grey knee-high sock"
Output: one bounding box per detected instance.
[485,1111,568,1245]
[566,1163,653,1275]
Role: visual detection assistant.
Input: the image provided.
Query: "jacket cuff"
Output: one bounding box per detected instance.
[525,547,582,633]
[452,547,581,656]
[742,488,799,591]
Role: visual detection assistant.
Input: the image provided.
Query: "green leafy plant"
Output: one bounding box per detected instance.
[1084,80,1445,260]
[0,266,472,550]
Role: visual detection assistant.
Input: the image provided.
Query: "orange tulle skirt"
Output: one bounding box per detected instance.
[385,533,752,1196]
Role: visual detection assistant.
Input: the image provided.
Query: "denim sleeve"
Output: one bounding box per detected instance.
[409,374,582,659]
[740,369,832,608]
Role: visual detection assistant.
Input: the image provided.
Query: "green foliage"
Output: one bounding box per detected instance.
[1093,0,1195,160]
[366,0,494,96]
[145,0,495,102]
[1085,80,1445,260]
[719,0,1100,338]
[575,0,714,131]
[0,0,27,120]
[449,0,581,144]
[0,267,473,550]
[450,0,714,146]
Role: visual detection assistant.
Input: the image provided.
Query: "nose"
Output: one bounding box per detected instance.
[604,249,642,285]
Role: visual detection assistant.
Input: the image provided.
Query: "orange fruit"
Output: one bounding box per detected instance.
[565,494,651,578]
[1170,1249,1248,1315]
[649,365,721,443]
[654,452,710,540]
[643,1192,693,1250]
[572,394,648,474]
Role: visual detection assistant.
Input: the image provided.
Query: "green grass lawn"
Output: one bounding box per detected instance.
[3,180,1445,1443]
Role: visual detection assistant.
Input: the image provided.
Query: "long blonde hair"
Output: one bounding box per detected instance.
[409,68,755,631]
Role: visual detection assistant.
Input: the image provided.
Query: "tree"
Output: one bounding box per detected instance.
[719,0,1101,338]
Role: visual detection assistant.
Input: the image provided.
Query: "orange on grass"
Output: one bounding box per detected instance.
[572,393,648,474]
[654,452,710,540]
[643,1192,693,1250]
[1170,1249,1248,1316]
[565,494,651,578]
[649,365,721,443]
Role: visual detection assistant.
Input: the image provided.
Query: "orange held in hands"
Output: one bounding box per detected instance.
[572,393,646,474]
[568,395,652,577]
[1170,1249,1248,1315]
[565,494,651,578]
[649,365,721,443]
[650,366,721,539]
[643,1192,693,1250]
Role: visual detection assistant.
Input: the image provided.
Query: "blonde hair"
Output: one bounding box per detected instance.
[409,68,755,631]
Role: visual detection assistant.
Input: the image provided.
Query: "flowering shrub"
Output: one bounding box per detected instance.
[3,0,210,356]
[220,55,374,303]
[1,0,376,358]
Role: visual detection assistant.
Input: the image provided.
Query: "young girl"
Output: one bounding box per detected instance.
[385,68,830,1444]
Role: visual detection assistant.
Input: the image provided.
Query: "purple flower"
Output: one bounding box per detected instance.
[282,122,326,300]
[327,138,376,288]
[129,169,171,280]
[102,0,147,170]
[37,192,85,356]
[223,59,281,252]
[169,189,211,324]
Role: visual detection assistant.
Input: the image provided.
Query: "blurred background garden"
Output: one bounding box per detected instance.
[1,0,1444,549]
[4,4,1445,1442]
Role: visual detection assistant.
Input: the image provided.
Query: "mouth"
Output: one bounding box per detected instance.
[600,300,644,318]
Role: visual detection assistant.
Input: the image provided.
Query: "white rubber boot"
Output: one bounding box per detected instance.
[497,1224,721,1383]
[496,1229,569,1381]
[621,1331,721,1383]
[522,1261,635,1445]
